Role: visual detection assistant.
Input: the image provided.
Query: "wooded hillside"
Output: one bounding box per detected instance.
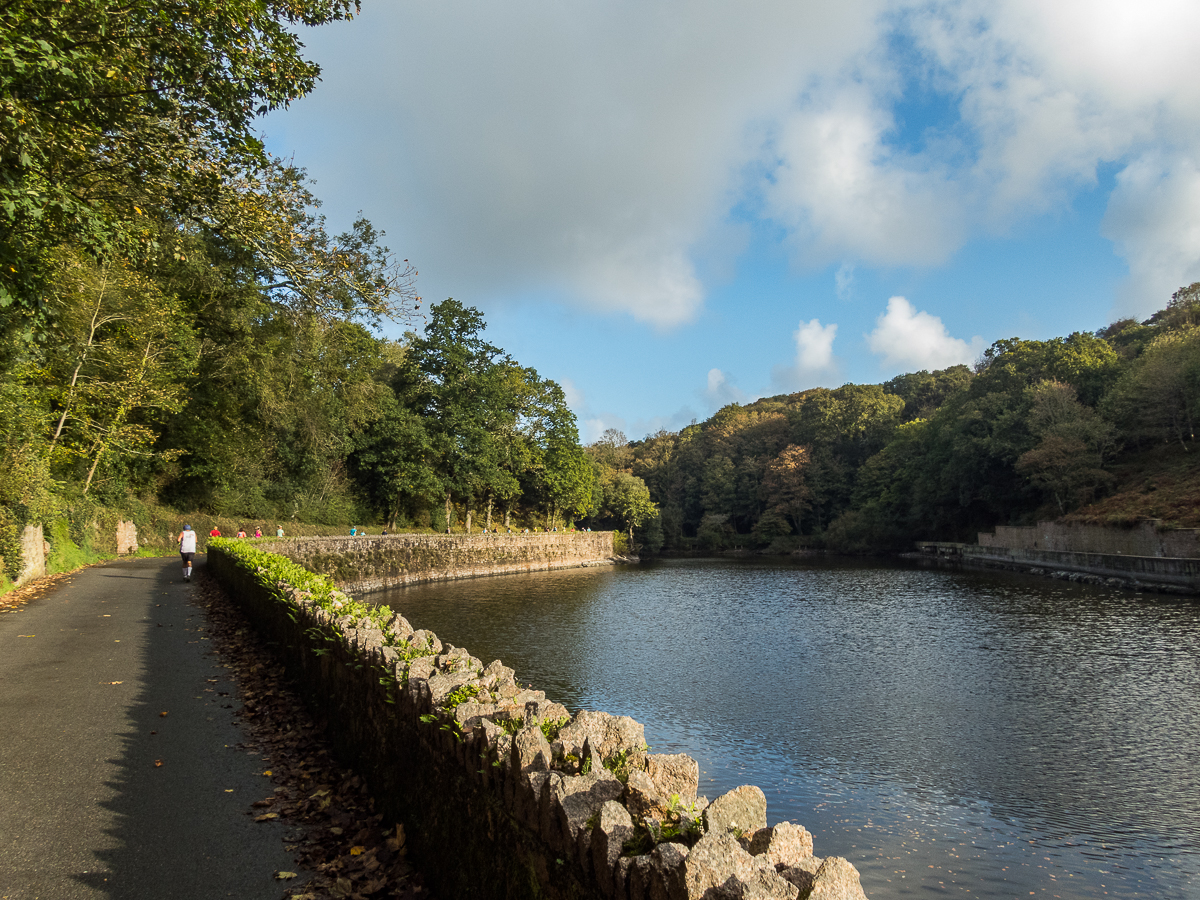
[602,287,1200,554]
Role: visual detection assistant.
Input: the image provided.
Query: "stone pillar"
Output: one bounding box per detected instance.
[19,524,45,584]
[116,520,139,555]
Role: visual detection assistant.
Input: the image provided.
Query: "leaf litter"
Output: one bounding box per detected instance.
[193,572,429,900]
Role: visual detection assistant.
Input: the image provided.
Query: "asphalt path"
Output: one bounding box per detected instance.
[0,557,296,900]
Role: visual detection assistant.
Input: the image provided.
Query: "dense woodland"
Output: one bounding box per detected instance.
[5,2,1200,577]
[608,285,1200,554]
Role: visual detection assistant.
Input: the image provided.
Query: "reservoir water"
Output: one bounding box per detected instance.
[374,557,1200,900]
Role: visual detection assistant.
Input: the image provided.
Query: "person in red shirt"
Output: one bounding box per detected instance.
[209,526,221,538]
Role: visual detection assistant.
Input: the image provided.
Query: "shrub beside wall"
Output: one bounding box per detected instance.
[206,540,870,900]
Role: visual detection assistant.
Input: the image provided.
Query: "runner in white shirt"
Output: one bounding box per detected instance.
[178,525,198,582]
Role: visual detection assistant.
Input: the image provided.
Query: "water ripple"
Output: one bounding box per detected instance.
[375,557,1200,900]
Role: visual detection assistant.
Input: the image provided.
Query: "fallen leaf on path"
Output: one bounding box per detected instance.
[273,870,298,880]
[154,760,163,767]
[105,681,123,685]
[255,812,279,822]
[350,845,365,856]
[160,711,169,717]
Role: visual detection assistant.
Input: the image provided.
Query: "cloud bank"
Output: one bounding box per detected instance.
[277,0,1200,324]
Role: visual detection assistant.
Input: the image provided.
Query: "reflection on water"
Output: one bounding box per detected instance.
[372,558,1200,900]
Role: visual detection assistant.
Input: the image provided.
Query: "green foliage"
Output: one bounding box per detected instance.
[540,715,571,744]
[442,683,482,710]
[622,794,705,856]
[45,518,95,574]
[602,745,647,784]
[0,1,437,528]
[0,506,22,580]
[0,0,360,313]
[350,299,594,532]
[210,537,390,630]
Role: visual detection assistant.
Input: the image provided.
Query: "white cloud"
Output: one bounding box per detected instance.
[275,0,885,327]
[835,262,855,300]
[1102,152,1200,317]
[795,319,839,372]
[581,416,621,445]
[705,368,749,409]
[866,296,983,371]
[771,318,839,391]
[763,86,967,266]
[558,376,585,411]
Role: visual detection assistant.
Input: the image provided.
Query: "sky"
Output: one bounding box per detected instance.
[262,0,1200,442]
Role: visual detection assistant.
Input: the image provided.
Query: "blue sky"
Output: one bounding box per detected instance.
[263,0,1200,442]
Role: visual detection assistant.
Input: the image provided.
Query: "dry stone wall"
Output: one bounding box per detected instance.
[257,532,618,593]
[207,544,870,900]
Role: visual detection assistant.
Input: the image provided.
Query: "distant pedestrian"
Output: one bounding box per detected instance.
[178,525,197,582]
[350,526,357,536]
[254,527,262,538]
[209,526,221,538]
[236,527,247,539]
[276,526,284,537]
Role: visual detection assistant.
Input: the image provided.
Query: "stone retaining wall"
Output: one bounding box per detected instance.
[207,544,869,900]
[914,541,1200,593]
[257,532,618,593]
[978,520,1200,558]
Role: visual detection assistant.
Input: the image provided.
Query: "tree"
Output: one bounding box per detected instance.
[760,444,811,534]
[1102,327,1200,451]
[1,0,360,313]
[1015,381,1114,513]
[39,247,195,496]
[350,398,439,529]
[607,472,658,546]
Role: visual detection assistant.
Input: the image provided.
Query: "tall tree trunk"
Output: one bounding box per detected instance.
[445,493,453,533]
[83,337,151,495]
[486,495,493,531]
[51,266,113,452]
[466,500,473,533]
[504,503,512,529]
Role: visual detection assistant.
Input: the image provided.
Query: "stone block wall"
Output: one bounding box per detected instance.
[978,520,1200,558]
[207,544,869,900]
[257,532,618,592]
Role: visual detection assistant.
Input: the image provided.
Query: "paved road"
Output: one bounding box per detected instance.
[0,557,296,900]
